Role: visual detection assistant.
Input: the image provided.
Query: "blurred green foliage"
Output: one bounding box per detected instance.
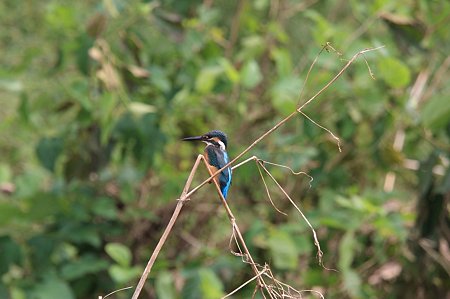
[0,0,449,298]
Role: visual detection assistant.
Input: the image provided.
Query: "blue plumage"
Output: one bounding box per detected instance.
[182,130,232,199]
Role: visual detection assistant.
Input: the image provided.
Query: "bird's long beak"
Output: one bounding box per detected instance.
[182,135,204,142]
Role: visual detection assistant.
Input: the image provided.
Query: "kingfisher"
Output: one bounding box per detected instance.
[182,130,232,199]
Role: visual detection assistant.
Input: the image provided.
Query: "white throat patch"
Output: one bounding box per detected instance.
[203,139,226,151]
[217,140,226,151]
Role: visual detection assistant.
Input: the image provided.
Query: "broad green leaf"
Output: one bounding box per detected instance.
[18,93,30,123]
[219,58,240,83]
[105,243,131,267]
[420,95,450,131]
[61,255,109,280]
[267,229,299,270]
[149,66,171,92]
[129,102,157,115]
[182,268,224,299]
[268,22,289,43]
[181,270,202,299]
[195,66,222,93]
[338,230,356,270]
[98,93,118,144]
[70,80,92,111]
[240,59,262,88]
[0,236,22,276]
[237,35,265,60]
[14,169,48,199]
[45,3,76,32]
[91,197,118,219]
[32,275,75,299]
[270,76,302,115]
[35,137,64,172]
[271,48,292,77]
[27,235,56,273]
[0,163,11,182]
[198,268,225,299]
[342,269,362,298]
[304,9,334,43]
[66,226,101,247]
[0,79,23,92]
[254,0,269,10]
[10,287,26,299]
[156,271,177,299]
[378,57,411,88]
[108,265,142,284]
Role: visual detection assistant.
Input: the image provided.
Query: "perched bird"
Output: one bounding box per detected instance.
[182,130,232,199]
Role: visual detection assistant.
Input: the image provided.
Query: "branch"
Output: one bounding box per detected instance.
[185,45,384,202]
[131,155,204,299]
[131,45,383,298]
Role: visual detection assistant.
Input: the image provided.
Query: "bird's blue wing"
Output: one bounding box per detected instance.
[219,151,232,198]
[206,147,232,199]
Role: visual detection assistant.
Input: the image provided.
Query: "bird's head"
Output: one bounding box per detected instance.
[182,130,228,151]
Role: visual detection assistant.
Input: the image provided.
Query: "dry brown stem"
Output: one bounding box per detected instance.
[131,45,383,299]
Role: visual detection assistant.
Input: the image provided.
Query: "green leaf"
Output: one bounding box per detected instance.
[378,57,411,88]
[45,3,77,32]
[338,230,356,270]
[342,269,362,298]
[268,22,289,43]
[198,268,225,299]
[10,287,26,299]
[195,66,222,93]
[218,58,240,83]
[156,271,177,299]
[0,163,11,182]
[149,66,172,93]
[267,229,299,270]
[270,76,302,115]
[182,268,224,299]
[91,197,118,219]
[61,255,109,280]
[35,137,64,172]
[304,10,334,43]
[240,59,262,88]
[254,0,269,10]
[70,80,91,111]
[0,79,23,92]
[18,93,30,123]
[32,275,75,299]
[237,35,265,60]
[420,95,450,131]
[0,202,22,226]
[108,265,142,284]
[65,226,101,247]
[99,97,117,144]
[271,48,292,77]
[0,236,22,276]
[105,243,131,267]
[128,102,157,116]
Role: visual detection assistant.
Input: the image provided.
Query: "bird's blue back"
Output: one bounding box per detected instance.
[205,146,232,199]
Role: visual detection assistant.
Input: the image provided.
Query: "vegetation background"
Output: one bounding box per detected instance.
[0,0,448,298]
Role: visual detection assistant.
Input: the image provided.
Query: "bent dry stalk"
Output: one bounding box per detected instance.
[130,45,384,299]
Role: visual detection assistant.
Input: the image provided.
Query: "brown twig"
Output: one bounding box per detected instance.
[131,155,204,299]
[221,267,269,299]
[200,156,274,298]
[98,286,133,299]
[256,160,288,216]
[183,46,384,205]
[257,160,324,265]
[131,45,383,298]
